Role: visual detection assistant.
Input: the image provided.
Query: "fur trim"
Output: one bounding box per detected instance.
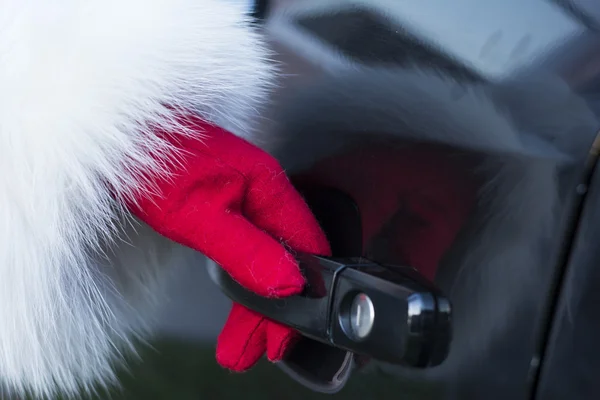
[267,67,599,385]
[0,0,276,397]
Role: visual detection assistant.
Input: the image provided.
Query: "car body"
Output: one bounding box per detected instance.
[233,1,600,399]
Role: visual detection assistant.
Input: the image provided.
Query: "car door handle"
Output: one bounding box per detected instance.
[207,252,452,368]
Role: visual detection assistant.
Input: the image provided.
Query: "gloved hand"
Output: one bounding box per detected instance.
[127,113,331,371]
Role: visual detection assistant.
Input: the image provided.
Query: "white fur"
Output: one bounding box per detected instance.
[0,0,276,397]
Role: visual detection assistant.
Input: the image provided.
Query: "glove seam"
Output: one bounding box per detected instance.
[232,317,268,370]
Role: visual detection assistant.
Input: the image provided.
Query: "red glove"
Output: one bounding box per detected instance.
[127,113,331,371]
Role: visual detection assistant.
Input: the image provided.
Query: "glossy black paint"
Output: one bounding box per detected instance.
[330,265,451,368]
[208,253,334,340]
[208,252,451,368]
[243,1,600,399]
[534,150,600,399]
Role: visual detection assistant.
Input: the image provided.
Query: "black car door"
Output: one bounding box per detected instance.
[225,1,600,399]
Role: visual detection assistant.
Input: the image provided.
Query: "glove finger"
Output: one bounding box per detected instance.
[266,321,300,362]
[216,303,267,371]
[243,170,331,297]
[202,210,306,298]
[243,164,331,257]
